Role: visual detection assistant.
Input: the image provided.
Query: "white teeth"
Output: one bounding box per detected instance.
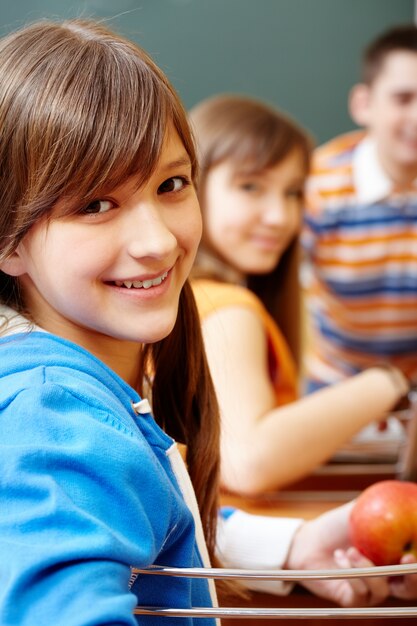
[115,271,168,290]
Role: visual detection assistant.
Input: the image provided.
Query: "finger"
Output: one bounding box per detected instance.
[344,547,389,606]
[304,578,368,608]
[390,553,417,600]
[332,548,371,606]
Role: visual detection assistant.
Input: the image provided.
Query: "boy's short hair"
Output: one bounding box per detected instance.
[363,24,417,84]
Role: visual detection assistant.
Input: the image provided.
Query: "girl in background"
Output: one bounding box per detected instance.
[190,95,410,495]
[0,20,414,624]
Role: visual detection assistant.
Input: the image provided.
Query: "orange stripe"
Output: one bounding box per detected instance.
[317,186,355,198]
[318,232,417,246]
[311,164,352,177]
[309,299,417,314]
[328,319,417,332]
[314,130,365,162]
[311,307,417,331]
[316,254,417,268]
[317,299,417,312]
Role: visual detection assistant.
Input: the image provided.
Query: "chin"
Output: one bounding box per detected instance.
[394,143,417,162]
[400,154,417,167]
[245,261,279,276]
[114,318,178,345]
[143,320,178,344]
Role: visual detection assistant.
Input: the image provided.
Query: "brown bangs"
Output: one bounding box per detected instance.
[190,94,311,189]
[0,20,196,255]
[213,116,308,176]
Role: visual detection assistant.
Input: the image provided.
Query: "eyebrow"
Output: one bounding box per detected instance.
[160,155,192,172]
[391,91,416,97]
[232,170,305,186]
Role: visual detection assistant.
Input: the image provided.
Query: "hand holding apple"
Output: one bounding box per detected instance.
[287,502,389,607]
[349,480,417,566]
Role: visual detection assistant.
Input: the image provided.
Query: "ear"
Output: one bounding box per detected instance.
[0,249,27,277]
[348,83,372,127]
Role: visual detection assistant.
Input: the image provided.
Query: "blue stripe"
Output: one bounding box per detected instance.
[324,277,417,297]
[317,318,417,355]
[305,204,417,235]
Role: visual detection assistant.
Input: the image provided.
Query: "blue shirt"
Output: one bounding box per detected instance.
[0,330,215,625]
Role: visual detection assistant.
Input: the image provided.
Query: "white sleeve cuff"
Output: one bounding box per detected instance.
[216,509,303,596]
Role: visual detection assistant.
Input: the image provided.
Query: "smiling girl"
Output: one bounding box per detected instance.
[0,20,220,624]
[190,95,412,495]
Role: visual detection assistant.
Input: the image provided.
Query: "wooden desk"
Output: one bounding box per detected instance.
[218,485,416,625]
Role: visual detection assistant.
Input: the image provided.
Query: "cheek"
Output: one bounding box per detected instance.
[375,105,402,129]
[179,206,203,256]
[205,185,246,235]
[205,207,228,242]
[292,210,302,236]
[191,213,203,253]
[213,205,252,241]
[284,208,301,238]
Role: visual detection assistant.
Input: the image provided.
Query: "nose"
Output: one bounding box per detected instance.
[261,196,288,227]
[126,203,177,260]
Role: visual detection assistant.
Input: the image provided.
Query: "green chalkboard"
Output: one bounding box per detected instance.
[0,0,414,143]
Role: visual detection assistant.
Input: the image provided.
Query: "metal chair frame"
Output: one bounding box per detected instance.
[132,563,417,619]
[133,401,417,618]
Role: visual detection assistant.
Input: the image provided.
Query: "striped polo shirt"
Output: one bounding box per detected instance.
[303,130,417,387]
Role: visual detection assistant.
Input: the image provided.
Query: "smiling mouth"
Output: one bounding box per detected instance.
[251,235,282,248]
[111,270,169,290]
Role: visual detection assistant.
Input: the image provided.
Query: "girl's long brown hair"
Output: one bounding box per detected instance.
[0,20,220,566]
[142,281,219,551]
[189,94,312,367]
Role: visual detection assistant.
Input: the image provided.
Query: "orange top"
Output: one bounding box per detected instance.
[192,279,298,406]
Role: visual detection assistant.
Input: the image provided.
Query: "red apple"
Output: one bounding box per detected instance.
[349,480,417,566]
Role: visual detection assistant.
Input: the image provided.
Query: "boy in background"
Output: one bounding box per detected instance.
[304,24,417,392]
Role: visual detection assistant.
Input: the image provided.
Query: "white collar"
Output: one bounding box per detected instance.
[352,135,417,204]
[352,136,392,204]
[0,305,44,337]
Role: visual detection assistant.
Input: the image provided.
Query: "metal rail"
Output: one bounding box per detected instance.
[134,562,417,581]
[133,564,417,619]
[134,605,417,619]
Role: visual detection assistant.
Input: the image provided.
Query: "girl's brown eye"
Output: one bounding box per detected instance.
[81,200,113,215]
[287,188,304,200]
[158,176,188,194]
[240,182,259,192]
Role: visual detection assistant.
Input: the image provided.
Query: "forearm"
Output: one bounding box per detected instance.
[221,367,408,495]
